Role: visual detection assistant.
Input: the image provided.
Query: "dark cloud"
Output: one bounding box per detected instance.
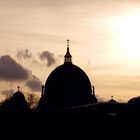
[26,75,42,92]
[17,49,32,60]
[39,51,56,67]
[0,55,42,92]
[0,55,29,81]
[1,89,14,97]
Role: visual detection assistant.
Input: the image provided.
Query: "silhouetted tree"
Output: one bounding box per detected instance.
[0,97,11,120]
[26,93,39,109]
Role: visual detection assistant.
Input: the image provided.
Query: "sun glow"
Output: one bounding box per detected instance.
[116,11,140,58]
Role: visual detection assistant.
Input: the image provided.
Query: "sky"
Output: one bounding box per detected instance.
[0,0,140,102]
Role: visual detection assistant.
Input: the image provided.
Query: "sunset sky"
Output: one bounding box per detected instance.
[0,0,140,102]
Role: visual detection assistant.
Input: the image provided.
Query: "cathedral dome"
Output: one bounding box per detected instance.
[38,40,97,110]
[44,63,92,109]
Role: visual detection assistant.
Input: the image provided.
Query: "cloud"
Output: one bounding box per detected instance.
[25,75,42,92]
[16,49,40,66]
[0,55,29,81]
[0,55,42,93]
[17,49,32,60]
[1,89,14,97]
[39,51,56,67]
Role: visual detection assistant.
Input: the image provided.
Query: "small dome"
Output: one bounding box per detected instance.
[10,88,28,112]
[108,96,117,103]
[127,96,140,105]
[12,91,25,101]
[125,96,140,113]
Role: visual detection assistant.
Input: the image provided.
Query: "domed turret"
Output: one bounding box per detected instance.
[9,86,28,113]
[108,96,117,103]
[12,87,25,101]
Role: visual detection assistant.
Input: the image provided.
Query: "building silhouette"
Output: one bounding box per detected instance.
[1,40,140,139]
[6,87,28,114]
[38,39,97,111]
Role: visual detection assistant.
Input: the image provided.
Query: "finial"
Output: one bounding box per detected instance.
[17,86,20,91]
[67,39,69,47]
[64,39,72,63]
[111,96,113,99]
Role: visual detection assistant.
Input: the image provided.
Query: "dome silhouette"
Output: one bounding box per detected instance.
[108,96,117,103]
[9,87,28,113]
[12,91,25,101]
[38,40,97,110]
[44,63,92,109]
[124,96,140,115]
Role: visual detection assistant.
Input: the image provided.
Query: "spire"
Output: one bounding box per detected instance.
[64,39,72,64]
